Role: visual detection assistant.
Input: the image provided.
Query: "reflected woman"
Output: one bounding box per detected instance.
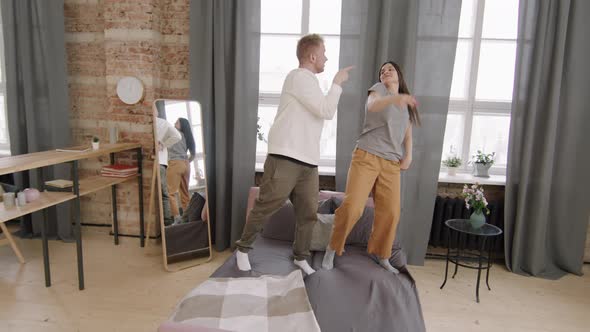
[322,61,420,273]
[167,117,196,223]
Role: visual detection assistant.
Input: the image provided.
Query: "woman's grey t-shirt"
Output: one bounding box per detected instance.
[356,82,410,162]
[168,132,188,160]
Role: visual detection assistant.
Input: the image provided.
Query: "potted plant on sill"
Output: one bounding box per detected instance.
[461,183,490,229]
[91,136,100,150]
[471,150,495,177]
[442,156,462,176]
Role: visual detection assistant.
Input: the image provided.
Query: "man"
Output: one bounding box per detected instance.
[156,117,182,226]
[235,34,353,275]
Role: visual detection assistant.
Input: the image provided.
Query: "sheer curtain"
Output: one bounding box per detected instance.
[337,0,462,264]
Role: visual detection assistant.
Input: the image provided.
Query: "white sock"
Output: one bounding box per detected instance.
[293,259,316,275]
[322,246,336,270]
[236,250,251,271]
[378,258,399,274]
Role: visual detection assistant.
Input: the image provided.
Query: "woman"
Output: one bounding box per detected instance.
[167,117,196,223]
[322,61,420,273]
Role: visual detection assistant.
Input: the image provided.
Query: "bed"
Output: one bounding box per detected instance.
[161,188,426,332]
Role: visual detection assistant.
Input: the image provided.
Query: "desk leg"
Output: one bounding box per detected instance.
[110,153,119,245]
[72,161,85,290]
[440,228,451,289]
[38,168,51,287]
[476,237,487,303]
[137,147,145,247]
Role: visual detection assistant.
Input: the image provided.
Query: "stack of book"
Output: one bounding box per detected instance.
[45,179,73,192]
[101,164,138,178]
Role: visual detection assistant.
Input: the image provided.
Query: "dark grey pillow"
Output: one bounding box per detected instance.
[260,200,296,242]
[310,213,334,251]
[331,197,374,246]
[261,199,336,242]
[331,197,401,250]
[317,198,336,214]
[181,192,206,223]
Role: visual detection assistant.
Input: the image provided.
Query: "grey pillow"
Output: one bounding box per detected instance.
[331,197,374,247]
[310,214,334,251]
[332,197,401,250]
[260,200,296,242]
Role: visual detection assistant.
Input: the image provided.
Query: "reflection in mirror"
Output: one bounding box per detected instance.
[153,99,212,271]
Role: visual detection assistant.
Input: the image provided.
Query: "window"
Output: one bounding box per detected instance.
[0,5,10,155]
[162,100,206,190]
[442,0,519,174]
[256,0,342,168]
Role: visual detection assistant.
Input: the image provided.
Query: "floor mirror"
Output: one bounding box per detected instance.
[152,99,212,271]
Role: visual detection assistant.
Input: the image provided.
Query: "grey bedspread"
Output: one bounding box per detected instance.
[211,237,426,332]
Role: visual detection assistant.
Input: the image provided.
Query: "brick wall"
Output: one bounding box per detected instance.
[65,0,190,237]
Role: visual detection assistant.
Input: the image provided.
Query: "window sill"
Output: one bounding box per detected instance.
[255,164,506,185]
[255,162,336,176]
[438,172,505,186]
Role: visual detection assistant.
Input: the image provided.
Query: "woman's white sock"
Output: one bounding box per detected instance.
[322,247,336,270]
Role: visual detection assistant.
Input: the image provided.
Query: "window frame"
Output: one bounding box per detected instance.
[445,0,516,176]
[256,0,341,169]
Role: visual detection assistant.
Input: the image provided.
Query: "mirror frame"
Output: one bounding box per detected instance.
[152,99,213,271]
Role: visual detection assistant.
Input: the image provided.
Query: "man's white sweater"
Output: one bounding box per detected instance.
[267,68,343,165]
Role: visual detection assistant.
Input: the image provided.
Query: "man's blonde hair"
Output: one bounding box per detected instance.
[296,34,324,62]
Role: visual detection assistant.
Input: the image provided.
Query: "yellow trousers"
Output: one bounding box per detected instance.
[329,148,401,259]
[167,159,188,216]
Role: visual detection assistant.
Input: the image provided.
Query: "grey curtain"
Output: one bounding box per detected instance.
[188,0,260,250]
[1,0,72,240]
[504,0,590,278]
[337,0,461,264]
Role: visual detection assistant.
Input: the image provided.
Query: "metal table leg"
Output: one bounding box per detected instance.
[38,168,51,287]
[72,161,85,290]
[476,237,487,303]
[137,147,144,247]
[440,228,451,289]
[452,231,461,279]
[486,237,493,291]
[110,153,119,245]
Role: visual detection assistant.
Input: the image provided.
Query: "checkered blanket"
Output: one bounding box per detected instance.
[168,270,320,332]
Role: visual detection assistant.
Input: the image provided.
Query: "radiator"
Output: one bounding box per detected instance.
[429,196,504,255]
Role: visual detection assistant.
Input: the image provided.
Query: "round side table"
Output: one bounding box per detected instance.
[439,219,503,303]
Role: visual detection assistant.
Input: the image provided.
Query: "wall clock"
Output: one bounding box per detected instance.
[116,76,144,105]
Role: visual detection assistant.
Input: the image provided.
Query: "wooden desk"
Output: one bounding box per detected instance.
[0,143,144,290]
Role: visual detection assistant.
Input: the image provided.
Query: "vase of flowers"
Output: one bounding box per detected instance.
[461,183,490,229]
[442,156,462,176]
[471,150,495,177]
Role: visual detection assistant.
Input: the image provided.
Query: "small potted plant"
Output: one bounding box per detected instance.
[471,150,495,177]
[91,136,100,150]
[461,183,490,229]
[442,156,462,176]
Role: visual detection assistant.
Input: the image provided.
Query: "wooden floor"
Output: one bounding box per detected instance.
[1,226,589,332]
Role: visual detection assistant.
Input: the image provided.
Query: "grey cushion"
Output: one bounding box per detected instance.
[310,214,334,251]
[261,199,335,242]
[260,196,399,251]
[181,192,206,223]
[260,200,296,242]
[332,197,401,249]
[330,197,374,247]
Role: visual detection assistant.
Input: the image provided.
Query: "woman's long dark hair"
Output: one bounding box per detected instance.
[379,61,421,126]
[178,118,196,157]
